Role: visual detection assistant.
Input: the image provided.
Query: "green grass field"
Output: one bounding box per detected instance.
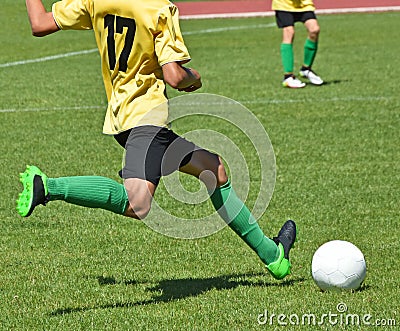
[1,1,399,330]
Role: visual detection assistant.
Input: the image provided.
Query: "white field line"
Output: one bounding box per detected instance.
[0,49,98,68]
[180,12,275,20]
[0,105,105,113]
[180,6,400,20]
[0,96,391,114]
[183,23,275,35]
[316,6,400,15]
[242,96,392,104]
[2,3,399,68]
[0,24,274,69]
[0,11,395,113]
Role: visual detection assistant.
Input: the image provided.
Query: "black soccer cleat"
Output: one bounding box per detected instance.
[273,219,297,260]
[266,220,297,279]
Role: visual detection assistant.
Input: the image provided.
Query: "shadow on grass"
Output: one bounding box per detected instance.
[51,273,305,316]
[321,79,349,85]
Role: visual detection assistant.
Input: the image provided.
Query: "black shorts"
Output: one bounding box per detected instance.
[275,11,316,28]
[114,125,198,185]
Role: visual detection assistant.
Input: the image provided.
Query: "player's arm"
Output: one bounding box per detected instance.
[26,0,60,37]
[162,62,202,92]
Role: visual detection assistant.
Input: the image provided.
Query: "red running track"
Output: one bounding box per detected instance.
[176,0,400,18]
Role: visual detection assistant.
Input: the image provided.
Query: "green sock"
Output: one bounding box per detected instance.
[303,38,318,68]
[209,180,279,265]
[280,43,294,74]
[48,176,129,215]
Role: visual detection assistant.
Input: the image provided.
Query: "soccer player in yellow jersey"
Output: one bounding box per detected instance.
[18,0,296,280]
[272,0,324,88]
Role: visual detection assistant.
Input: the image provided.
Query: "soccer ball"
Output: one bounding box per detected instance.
[311,240,366,291]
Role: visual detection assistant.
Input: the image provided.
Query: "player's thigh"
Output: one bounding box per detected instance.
[275,11,295,28]
[275,11,295,43]
[119,126,163,219]
[179,149,228,190]
[121,125,190,186]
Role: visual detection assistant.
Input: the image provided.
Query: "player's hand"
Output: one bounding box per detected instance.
[178,80,202,92]
[178,68,202,92]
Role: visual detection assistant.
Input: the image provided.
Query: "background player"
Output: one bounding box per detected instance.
[272,0,324,88]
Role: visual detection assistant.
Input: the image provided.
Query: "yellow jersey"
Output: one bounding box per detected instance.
[272,0,315,12]
[52,0,190,134]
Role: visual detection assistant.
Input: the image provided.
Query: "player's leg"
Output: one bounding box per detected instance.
[281,24,295,78]
[120,125,176,219]
[299,15,324,85]
[179,150,296,279]
[123,178,156,219]
[16,126,162,220]
[281,26,296,74]
[275,11,305,88]
[178,149,227,190]
[16,165,130,217]
[304,17,320,43]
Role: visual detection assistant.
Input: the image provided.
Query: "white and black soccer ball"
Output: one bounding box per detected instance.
[311,240,366,291]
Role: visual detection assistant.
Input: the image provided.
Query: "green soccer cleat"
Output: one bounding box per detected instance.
[16,165,49,217]
[267,220,297,280]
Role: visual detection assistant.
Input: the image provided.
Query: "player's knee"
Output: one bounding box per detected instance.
[134,206,151,220]
[282,26,295,41]
[198,156,228,190]
[308,26,320,40]
[216,159,228,186]
[124,200,151,220]
[123,178,155,220]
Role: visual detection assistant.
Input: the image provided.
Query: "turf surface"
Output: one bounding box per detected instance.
[1,2,399,330]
